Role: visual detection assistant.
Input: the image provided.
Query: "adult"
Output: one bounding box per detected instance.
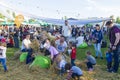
[71,25,78,37]
[76,33,84,47]
[62,20,72,41]
[92,24,103,59]
[106,21,120,73]
[13,25,19,48]
[55,36,67,53]
[19,25,24,41]
[21,33,31,52]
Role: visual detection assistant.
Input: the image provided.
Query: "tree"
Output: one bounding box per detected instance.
[64,16,67,20]
[110,15,115,22]
[12,12,16,18]
[28,19,35,23]
[6,10,10,14]
[116,17,120,24]
[0,13,5,19]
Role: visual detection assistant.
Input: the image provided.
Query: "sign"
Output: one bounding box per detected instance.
[14,14,24,28]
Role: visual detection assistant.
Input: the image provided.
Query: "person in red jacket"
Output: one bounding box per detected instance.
[7,36,14,47]
[71,44,76,66]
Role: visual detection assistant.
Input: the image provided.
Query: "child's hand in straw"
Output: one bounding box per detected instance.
[84,59,88,63]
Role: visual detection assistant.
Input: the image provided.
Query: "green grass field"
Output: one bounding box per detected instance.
[0,38,120,80]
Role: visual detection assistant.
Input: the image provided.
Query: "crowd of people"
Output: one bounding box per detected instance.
[0,20,120,80]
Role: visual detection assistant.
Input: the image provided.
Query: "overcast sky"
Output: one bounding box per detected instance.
[0,0,120,19]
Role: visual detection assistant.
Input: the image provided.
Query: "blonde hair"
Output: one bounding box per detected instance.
[55,54,62,63]
[0,42,6,47]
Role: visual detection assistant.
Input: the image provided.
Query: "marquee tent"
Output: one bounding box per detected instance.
[34,17,112,26]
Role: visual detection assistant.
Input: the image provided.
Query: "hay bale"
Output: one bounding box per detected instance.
[41,31,55,41]
[75,60,86,70]
[30,39,40,53]
[14,50,22,60]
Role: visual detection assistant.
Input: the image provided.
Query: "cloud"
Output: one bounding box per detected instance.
[86,0,96,6]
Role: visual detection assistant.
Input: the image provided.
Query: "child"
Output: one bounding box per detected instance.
[55,54,67,75]
[44,39,59,64]
[71,44,76,66]
[65,63,83,80]
[67,41,72,56]
[85,51,96,71]
[0,42,8,72]
[7,36,14,47]
[106,48,112,72]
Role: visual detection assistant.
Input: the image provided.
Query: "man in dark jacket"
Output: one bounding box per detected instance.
[71,26,78,37]
[13,24,19,48]
[106,21,120,73]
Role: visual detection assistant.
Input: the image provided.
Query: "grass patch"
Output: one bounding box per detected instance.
[1,39,120,80]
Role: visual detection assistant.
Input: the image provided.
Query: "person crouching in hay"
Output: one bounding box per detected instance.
[21,33,31,52]
[43,38,59,64]
[55,54,67,75]
[14,33,31,60]
[65,63,83,80]
[26,38,40,64]
[84,51,96,71]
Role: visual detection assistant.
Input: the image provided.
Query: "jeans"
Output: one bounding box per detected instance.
[86,62,95,69]
[14,37,19,48]
[107,61,112,70]
[0,58,7,71]
[21,48,30,52]
[59,67,65,75]
[94,43,102,57]
[72,73,82,79]
[26,49,35,64]
[71,59,75,66]
[112,45,120,72]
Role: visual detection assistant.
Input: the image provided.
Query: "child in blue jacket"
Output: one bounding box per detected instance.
[106,48,112,72]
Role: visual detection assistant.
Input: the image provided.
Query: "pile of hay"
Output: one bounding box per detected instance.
[41,31,55,41]
[30,39,40,53]
[14,50,22,60]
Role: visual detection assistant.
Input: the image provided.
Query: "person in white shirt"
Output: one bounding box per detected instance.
[21,33,31,52]
[76,33,84,47]
[62,20,72,40]
[0,42,8,72]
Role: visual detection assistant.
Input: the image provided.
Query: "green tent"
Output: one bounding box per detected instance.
[0,21,14,26]
[29,55,51,69]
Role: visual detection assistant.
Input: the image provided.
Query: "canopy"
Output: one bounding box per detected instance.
[36,17,112,26]
[0,21,14,26]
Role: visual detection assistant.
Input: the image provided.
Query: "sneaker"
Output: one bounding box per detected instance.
[4,70,8,72]
[89,68,93,71]
[112,70,117,73]
[95,56,98,59]
[107,69,112,72]
[101,57,103,59]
